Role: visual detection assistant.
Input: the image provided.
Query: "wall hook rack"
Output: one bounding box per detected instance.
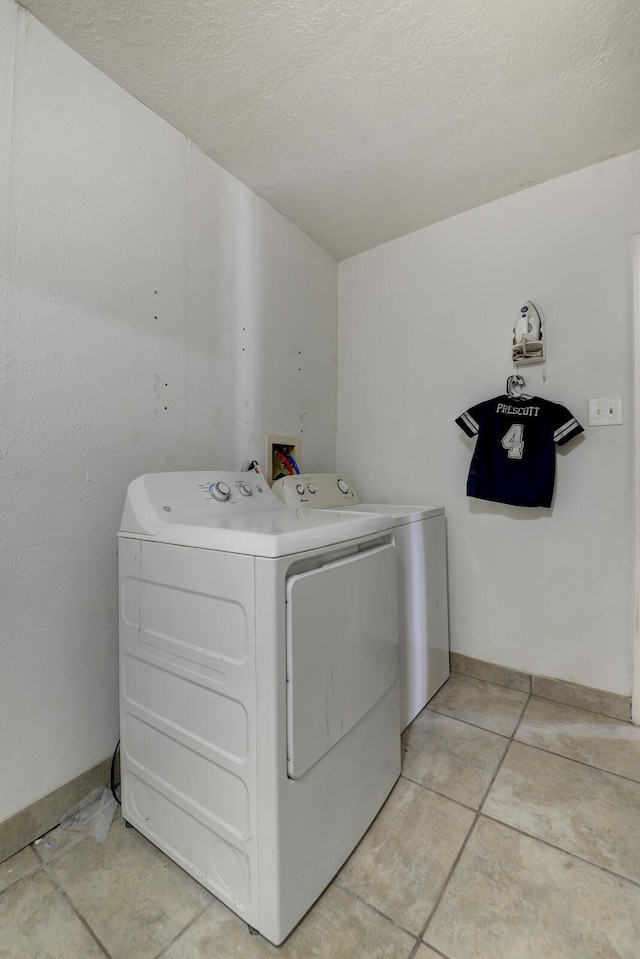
[512,301,545,366]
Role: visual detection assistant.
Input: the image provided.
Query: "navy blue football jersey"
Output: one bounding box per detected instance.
[456,395,583,507]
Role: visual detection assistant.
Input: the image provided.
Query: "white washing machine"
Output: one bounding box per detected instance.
[272,473,450,730]
[118,471,400,946]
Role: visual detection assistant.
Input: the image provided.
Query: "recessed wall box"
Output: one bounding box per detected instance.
[265,434,301,485]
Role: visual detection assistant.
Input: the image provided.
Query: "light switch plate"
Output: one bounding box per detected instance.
[587,396,622,426]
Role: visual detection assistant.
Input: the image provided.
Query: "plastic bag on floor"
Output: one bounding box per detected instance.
[60,787,117,843]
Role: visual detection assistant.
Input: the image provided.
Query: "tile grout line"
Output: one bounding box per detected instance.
[429,698,640,787]
[398,771,485,815]
[151,901,213,959]
[414,790,482,944]
[405,927,451,959]
[481,698,640,883]
[421,705,513,740]
[478,812,640,890]
[510,736,640,786]
[417,690,532,949]
[0,861,43,899]
[43,861,115,959]
[530,691,631,724]
[338,749,506,958]
[416,683,640,952]
[32,835,88,868]
[450,668,531,697]
[450,666,631,724]
[503,689,533,747]
[0,834,88,893]
[426,704,524,739]
[333,879,421,942]
[406,936,446,959]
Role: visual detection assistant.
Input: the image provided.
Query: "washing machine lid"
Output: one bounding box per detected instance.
[118,471,395,557]
[272,473,443,525]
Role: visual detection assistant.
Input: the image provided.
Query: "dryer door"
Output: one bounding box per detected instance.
[286,543,398,779]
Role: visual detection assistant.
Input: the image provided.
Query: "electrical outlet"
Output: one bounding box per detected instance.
[587,397,622,426]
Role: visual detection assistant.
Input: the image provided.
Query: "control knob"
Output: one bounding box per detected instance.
[307,483,316,494]
[337,478,350,494]
[295,483,305,495]
[239,483,253,496]
[209,481,231,502]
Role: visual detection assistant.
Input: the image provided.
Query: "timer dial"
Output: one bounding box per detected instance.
[209,481,231,502]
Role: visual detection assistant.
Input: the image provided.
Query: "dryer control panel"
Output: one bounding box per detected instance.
[120,470,283,536]
[272,473,360,508]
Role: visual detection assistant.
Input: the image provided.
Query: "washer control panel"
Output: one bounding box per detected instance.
[272,473,361,508]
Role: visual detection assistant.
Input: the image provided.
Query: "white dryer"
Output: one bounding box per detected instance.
[272,473,450,730]
[117,471,399,946]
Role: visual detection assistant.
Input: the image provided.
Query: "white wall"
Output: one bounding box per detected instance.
[0,0,337,824]
[338,153,640,697]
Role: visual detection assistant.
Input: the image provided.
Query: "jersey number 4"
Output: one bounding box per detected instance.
[501,423,525,460]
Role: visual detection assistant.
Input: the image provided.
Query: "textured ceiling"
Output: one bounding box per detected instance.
[17,0,640,259]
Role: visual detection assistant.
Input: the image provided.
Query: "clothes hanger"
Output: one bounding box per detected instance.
[505,374,533,399]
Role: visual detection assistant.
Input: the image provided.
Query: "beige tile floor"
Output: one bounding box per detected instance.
[2,673,640,959]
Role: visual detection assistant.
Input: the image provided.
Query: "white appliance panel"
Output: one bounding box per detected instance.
[118,471,400,945]
[272,472,450,727]
[286,543,398,778]
[253,553,399,941]
[119,536,260,922]
[395,512,450,724]
[272,471,360,506]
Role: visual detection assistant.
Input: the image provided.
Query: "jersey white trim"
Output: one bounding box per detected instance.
[554,418,580,444]
[459,411,479,435]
